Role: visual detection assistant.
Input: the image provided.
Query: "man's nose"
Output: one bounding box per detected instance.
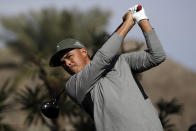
[65,59,72,67]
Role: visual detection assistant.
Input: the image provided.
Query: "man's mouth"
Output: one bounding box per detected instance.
[69,65,76,70]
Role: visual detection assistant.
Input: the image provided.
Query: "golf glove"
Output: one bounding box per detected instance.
[129,5,148,23]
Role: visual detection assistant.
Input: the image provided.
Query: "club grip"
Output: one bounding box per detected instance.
[136,5,142,12]
[109,5,143,39]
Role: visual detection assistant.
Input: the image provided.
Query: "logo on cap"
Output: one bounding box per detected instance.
[74,42,83,47]
[56,45,60,49]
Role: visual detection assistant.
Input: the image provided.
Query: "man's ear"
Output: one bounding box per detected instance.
[80,48,88,56]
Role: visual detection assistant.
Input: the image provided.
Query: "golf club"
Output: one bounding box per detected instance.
[41,88,65,119]
[136,5,142,12]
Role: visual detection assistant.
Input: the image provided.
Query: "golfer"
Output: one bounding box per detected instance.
[49,5,166,131]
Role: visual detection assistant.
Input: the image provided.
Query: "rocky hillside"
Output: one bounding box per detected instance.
[141,58,196,131]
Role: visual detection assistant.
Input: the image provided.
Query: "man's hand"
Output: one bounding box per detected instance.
[129,5,152,32]
[116,11,135,38]
[129,5,148,23]
[122,11,135,24]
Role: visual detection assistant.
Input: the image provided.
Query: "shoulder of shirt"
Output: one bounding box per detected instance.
[65,74,77,89]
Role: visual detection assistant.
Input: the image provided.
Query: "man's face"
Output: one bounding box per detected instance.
[60,48,90,74]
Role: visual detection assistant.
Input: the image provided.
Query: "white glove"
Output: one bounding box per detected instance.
[129,5,148,23]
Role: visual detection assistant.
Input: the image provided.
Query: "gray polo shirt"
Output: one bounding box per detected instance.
[66,29,166,131]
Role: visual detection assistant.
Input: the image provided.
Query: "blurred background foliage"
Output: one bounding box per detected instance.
[0,7,110,131]
[0,79,16,131]
[0,7,184,131]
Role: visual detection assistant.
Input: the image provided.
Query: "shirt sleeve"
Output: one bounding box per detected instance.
[66,33,123,104]
[122,29,166,73]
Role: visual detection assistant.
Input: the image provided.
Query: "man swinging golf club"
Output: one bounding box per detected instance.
[49,5,166,131]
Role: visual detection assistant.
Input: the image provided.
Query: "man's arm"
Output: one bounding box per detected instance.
[123,19,166,73]
[138,19,152,33]
[116,12,135,38]
[121,5,166,73]
[99,11,134,58]
[66,12,135,104]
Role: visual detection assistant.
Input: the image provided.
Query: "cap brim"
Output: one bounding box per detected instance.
[49,48,74,67]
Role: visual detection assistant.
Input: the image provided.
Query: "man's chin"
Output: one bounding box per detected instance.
[70,68,78,74]
[72,70,78,74]
[70,66,82,74]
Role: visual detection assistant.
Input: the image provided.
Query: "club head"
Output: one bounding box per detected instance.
[41,99,60,119]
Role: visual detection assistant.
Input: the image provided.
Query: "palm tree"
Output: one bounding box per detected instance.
[15,84,58,130]
[0,79,16,131]
[156,98,183,131]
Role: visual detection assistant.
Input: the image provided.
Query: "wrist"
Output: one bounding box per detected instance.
[123,19,135,27]
[138,19,152,32]
[116,21,134,38]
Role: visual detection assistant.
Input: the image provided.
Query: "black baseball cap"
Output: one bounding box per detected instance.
[49,38,86,67]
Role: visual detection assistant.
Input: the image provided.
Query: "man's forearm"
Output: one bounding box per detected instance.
[98,12,134,58]
[116,20,134,38]
[138,19,152,33]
